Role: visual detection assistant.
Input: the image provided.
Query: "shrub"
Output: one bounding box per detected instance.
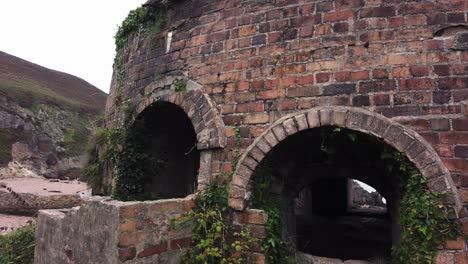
[0,224,36,264]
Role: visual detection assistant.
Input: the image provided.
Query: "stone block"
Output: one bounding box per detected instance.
[306,110,320,128]
[233,209,268,225]
[367,116,389,137]
[272,124,287,141]
[330,109,348,127]
[263,130,279,147]
[120,219,137,232]
[282,118,298,136]
[295,114,308,131]
[256,137,272,154]
[242,156,259,171]
[250,146,265,162]
[428,176,450,193]
[420,163,444,179]
[150,200,182,213]
[319,109,333,126]
[120,204,143,219]
[230,185,247,199]
[413,150,437,169]
[229,197,245,211]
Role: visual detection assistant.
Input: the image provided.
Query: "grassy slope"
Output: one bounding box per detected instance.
[0,51,107,112]
[0,51,108,163]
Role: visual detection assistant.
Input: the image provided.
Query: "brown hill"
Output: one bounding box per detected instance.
[0,51,107,112]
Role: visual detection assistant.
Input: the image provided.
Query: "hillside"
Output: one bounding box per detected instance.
[0,51,107,179]
[0,51,106,112]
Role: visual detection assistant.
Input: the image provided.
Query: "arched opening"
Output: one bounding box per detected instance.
[128,101,200,199]
[250,127,406,262]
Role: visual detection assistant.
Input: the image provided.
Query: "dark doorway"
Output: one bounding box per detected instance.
[251,127,404,262]
[131,101,200,199]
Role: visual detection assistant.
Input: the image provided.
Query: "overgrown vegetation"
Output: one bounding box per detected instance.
[390,154,461,264]
[0,224,35,264]
[175,128,259,264]
[250,166,296,264]
[114,4,167,85]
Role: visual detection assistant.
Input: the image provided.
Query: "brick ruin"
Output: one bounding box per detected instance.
[35,0,468,263]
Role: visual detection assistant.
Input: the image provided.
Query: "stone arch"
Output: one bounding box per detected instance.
[228,106,462,215]
[135,76,226,150]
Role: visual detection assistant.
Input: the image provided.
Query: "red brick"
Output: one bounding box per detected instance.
[453,119,468,131]
[359,80,396,93]
[399,78,436,91]
[316,72,331,83]
[410,66,429,77]
[334,71,351,82]
[324,10,355,22]
[372,68,388,79]
[297,75,314,85]
[372,94,390,106]
[350,70,369,81]
[360,6,396,18]
[169,237,192,250]
[239,25,256,36]
[137,242,168,258]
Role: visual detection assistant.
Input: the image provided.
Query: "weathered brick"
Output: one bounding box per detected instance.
[323,83,355,95]
[137,242,168,258]
[282,118,298,136]
[119,247,136,262]
[170,237,192,250]
[455,146,468,158]
[359,80,395,93]
[360,6,396,18]
[307,110,320,128]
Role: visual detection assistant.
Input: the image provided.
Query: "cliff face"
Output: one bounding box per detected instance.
[0,51,107,178]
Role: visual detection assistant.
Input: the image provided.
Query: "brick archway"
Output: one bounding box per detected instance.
[228,106,462,215]
[136,77,226,150]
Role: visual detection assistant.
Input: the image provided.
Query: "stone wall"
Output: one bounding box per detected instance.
[34,197,267,263]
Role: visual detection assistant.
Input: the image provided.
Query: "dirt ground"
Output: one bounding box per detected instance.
[0,177,89,235]
[0,214,33,235]
[0,177,88,196]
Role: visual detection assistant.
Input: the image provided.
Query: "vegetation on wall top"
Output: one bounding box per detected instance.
[113,4,167,85]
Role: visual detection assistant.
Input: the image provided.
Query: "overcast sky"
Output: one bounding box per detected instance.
[0,0,147,93]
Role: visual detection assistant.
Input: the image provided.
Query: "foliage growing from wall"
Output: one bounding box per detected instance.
[390,154,461,264]
[176,127,258,264]
[83,127,124,195]
[0,224,35,264]
[250,166,297,264]
[114,4,167,85]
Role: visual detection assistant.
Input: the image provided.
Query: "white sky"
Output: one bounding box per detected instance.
[0,0,147,93]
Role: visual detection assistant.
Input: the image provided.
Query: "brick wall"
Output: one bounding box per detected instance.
[103,0,468,262]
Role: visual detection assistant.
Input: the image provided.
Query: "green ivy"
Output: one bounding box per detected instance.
[391,155,461,264]
[250,166,297,264]
[114,4,167,85]
[0,224,35,264]
[176,127,259,264]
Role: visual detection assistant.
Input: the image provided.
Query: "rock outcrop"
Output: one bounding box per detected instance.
[0,51,106,178]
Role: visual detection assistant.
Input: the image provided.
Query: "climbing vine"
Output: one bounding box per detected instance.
[390,154,461,264]
[250,166,297,264]
[175,127,259,264]
[114,4,167,86]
